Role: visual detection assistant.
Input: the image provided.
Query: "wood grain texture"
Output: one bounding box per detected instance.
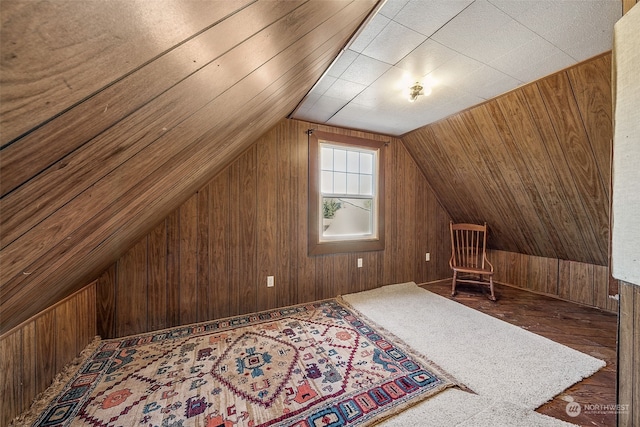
[0,283,96,425]
[623,0,638,14]
[488,249,617,313]
[402,54,613,266]
[0,330,20,425]
[148,221,168,331]
[618,281,639,427]
[179,195,198,326]
[95,119,453,338]
[536,74,608,262]
[0,0,378,336]
[0,0,252,146]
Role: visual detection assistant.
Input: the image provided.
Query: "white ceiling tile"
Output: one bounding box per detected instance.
[378,0,410,20]
[562,15,618,59]
[300,95,348,123]
[310,75,336,96]
[349,67,409,108]
[402,86,484,131]
[393,0,473,37]
[326,49,359,78]
[328,103,409,136]
[432,1,537,63]
[492,1,620,59]
[427,54,483,88]
[488,0,544,19]
[395,39,458,79]
[457,65,522,99]
[340,54,392,86]
[293,93,321,117]
[490,37,575,82]
[349,13,390,53]
[431,1,512,50]
[323,79,368,102]
[362,20,426,65]
[437,88,486,115]
[470,19,537,63]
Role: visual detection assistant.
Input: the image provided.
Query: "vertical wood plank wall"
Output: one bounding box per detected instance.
[489,249,619,313]
[96,119,453,339]
[0,283,97,425]
[618,281,639,426]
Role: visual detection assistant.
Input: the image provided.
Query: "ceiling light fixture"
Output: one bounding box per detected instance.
[408,82,430,102]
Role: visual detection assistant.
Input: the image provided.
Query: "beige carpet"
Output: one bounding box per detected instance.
[342,282,606,426]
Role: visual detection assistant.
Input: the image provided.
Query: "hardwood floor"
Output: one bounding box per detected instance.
[421,280,618,427]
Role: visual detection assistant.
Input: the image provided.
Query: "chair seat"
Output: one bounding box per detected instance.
[451,266,493,275]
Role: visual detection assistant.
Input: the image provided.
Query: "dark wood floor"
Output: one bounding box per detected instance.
[421,281,618,427]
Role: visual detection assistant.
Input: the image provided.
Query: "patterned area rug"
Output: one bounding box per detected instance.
[30,299,454,426]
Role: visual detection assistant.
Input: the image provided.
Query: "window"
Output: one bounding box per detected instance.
[308,131,385,255]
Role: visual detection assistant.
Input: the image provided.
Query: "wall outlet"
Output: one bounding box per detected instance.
[425,252,430,262]
[357,258,363,268]
[267,276,275,287]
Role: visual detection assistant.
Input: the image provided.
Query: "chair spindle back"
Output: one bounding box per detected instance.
[450,222,488,270]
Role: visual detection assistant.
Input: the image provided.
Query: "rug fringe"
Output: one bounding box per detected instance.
[8,336,102,427]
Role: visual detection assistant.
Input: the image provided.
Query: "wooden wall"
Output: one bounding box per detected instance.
[402,53,612,267]
[0,0,378,336]
[489,249,618,313]
[96,119,452,339]
[0,283,97,425]
[618,281,639,426]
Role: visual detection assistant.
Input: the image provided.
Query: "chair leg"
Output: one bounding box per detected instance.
[488,276,496,301]
[451,271,457,297]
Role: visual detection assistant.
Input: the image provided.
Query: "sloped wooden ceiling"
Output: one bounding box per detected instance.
[402,53,612,266]
[0,0,378,335]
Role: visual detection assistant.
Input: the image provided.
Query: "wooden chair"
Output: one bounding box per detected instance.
[449,221,496,301]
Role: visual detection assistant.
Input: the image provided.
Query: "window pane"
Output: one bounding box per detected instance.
[360,152,373,174]
[346,173,359,194]
[321,171,333,193]
[322,197,373,238]
[347,151,359,173]
[321,147,333,170]
[334,172,346,193]
[360,174,372,195]
[334,149,346,172]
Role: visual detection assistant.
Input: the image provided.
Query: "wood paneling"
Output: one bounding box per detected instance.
[489,249,618,313]
[0,0,251,147]
[623,0,638,14]
[402,53,613,266]
[0,0,379,336]
[96,119,453,338]
[618,281,639,426]
[0,283,96,425]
